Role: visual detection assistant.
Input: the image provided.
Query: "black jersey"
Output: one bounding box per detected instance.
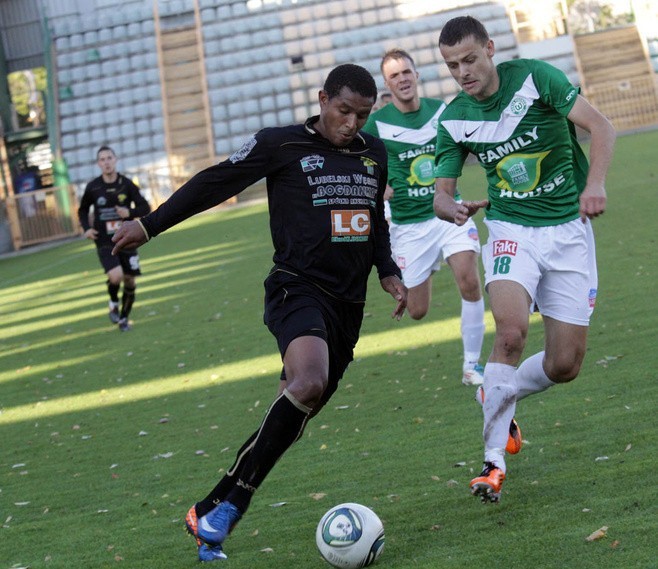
[140,117,401,302]
[78,173,151,247]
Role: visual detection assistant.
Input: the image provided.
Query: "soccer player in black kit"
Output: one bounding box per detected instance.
[78,146,150,331]
[112,64,407,562]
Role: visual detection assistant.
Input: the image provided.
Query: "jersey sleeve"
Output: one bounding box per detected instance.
[126,178,151,219]
[370,143,402,281]
[141,129,275,238]
[77,185,93,231]
[531,59,579,117]
[434,122,469,179]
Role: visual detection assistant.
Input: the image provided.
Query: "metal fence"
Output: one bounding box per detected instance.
[4,184,81,249]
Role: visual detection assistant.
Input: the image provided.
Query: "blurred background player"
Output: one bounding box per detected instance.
[435,16,615,502]
[78,146,151,331]
[363,48,486,386]
[111,64,406,562]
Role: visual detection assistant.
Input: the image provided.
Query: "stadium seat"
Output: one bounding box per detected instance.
[278,109,294,126]
[61,134,76,149]
[151,133,165,150]
[74,81,89,97]
[229,118,246,135]
[245,115,261,132]
[147,85,161,101]
[126,22,141,38]
[215,139,232,156]
[213,120,229,138]
[76,131,91,148]
[201,8,216,22]
[55,36,70,52]
[137,135,152,153]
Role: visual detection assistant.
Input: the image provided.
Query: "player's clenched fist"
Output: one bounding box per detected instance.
[111,220,149,255]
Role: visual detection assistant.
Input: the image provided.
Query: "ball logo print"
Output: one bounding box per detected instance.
[322,508,363,546]
[316,503,385,569]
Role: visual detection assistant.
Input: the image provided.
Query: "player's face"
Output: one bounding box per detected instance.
[440,36,498,100]
[316,86,375,147]
[97,150,117,175]
[382,57,419,104]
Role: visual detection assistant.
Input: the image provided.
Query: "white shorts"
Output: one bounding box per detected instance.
[482,218,598,325]
[389,216,481,288]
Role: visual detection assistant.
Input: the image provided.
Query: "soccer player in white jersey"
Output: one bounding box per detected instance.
[434,16,615,502]
[363,48,487,386]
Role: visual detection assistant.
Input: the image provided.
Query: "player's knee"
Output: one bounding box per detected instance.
[407,304,428,320]
[459,279,482,302]
[287,373,328,408]
[545,355,582,383]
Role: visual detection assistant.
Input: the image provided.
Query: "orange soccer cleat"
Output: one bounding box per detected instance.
[470,462,506,503]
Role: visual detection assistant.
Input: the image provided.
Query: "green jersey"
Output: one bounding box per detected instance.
[435,59,588,226]
[363,98,446,225]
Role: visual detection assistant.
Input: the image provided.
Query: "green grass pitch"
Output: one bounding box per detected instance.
[1,129,656,568]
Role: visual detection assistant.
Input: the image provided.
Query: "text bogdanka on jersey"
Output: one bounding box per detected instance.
[309,173,379,199]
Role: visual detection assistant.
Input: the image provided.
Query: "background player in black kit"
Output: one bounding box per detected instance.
[78,146,151,331]
[111,64,407,562]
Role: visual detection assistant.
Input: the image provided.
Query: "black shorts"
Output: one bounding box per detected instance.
[263,268,364,387]
[97,245,142,276]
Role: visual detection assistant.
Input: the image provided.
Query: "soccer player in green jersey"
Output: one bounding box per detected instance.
[363,48,487,386]
[434,16,615,503]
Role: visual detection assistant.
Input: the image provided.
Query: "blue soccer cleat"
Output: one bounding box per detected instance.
[196,501,242,547]
[186,504,228,562]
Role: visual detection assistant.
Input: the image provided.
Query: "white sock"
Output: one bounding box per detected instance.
[515,351,555,401]
[109,300,118,309]
[461,298,485,369]
[482,363,517,473]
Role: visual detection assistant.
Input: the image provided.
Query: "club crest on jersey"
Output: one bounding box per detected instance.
[301,155,325,172]
[493,240,518,256]
[97,197,107,206]
[509,97,527,115]
[360,157,376,175]
[331,209,370,242]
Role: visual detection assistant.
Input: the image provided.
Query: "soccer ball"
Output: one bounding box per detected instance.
[316,503,385,569]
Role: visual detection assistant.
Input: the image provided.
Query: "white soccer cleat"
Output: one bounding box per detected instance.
[462,364,484,386]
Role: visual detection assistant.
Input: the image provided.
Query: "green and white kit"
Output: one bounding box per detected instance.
[435,58,588,227]
[364,98,480,287]
[364,98,447,225]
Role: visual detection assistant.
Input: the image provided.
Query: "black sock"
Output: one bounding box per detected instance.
[224,391,310,513]
[120,285,136,319]
[196,429,259,517]
[107,281,120,303]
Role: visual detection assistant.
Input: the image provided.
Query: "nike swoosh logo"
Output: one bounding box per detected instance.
[464,127,479,138]
[392,131,407,138]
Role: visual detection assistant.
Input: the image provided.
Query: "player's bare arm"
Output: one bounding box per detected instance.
[84,228,98,240]
[434,177,488,226]
[111,219,149,254]
[380,275,408,320]
[567,95,616,221]
[115,205,131,219]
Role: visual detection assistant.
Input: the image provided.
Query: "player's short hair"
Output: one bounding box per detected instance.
[97,145,116,158]
[438,16,490,47]
[380,48,416,74]
[323,64,377,101]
